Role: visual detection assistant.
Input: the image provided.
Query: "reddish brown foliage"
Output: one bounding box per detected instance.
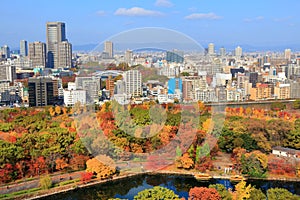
[188,187,221,200]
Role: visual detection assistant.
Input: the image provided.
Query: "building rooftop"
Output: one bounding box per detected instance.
[273,146,300,155]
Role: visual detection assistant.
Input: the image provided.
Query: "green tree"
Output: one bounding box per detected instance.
[267,188,299,200]
[293,99,300,109]
[39,174,52,190]
[270,102,286,111]
[249,188,266,200]
[134,186,180,200]
[284,119,300,149]
[209,184,232,200]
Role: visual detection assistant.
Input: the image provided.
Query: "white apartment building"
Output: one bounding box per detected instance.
[63,90,86,106]
[124,70,142,97]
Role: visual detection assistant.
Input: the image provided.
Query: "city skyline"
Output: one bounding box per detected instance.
[1,0,300,51]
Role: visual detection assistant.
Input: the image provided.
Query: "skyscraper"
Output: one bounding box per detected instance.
[104,41,113,58]
[29,41,46,68]
[208,43,215,56]
[284,49,291,61]
[1,45,10,58]
[0,64,16,82]
[46,22,66,68]
[58,41,72,68]
[20,40,28,57]
[219,47,226,57]
[125,50,133,64]
[235,46,243,59]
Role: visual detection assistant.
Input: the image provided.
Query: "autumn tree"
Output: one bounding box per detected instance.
[86,156,116,179]
[188,187,221,200]
[233,181,253,200]
[209,184,232,200]
[80,172,93,184]
[176,153,194,169]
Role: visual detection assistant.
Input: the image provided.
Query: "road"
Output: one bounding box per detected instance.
[0,171,82,195]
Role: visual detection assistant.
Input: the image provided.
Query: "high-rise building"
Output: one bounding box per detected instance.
[106,75,115,98]
[20,40,28,57]
[29,42,46,68]
[284,49,291,61]
[58,41,72,68]
[104,41,113,58]
[28,76,54,106]
[124,70,142,97]
[1,45,10,58]
[219,47,226,57]
[235,46,243,59]
[46,22,67,68]
[208,43,215,55]
[125,50,133,64]
[0,64,16,82]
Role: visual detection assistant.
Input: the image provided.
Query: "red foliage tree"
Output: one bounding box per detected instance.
[28,156,48,176]
[0,163,14,183]
[80,172,93,184]
[188,187,221,200]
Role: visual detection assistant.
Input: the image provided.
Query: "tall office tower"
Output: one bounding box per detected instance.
[284,49,291,61]
[46,22,66,68]
[1,45,10,58]
[125,50,133,64]
[235,46,243,59]
[58,41,72,68]
[20,40,28,57]
[124,70,142,97]
[29,42,46,68]
[0,64,16,82]
[104,41,113,58]
[28,76,54,106]
[219,47,226,57]
[208,43,215,55]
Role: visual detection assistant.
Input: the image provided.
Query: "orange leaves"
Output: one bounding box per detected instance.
[176,153,194,169]
[55,158,69,171]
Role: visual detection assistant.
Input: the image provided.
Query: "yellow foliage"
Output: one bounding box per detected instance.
[49,107,55,117]
[234,180,253,200]
[86,156,116,179]
[202,118,213,133]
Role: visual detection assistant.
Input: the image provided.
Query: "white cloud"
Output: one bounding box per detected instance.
[273,16,292,22]
[244,16,264,23]
[96,10,106,16]
[155,0,173,7]
[185,12,222,20]
[114,7,163,17]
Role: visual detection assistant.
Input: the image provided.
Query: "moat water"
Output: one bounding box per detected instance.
[42,174,300,200]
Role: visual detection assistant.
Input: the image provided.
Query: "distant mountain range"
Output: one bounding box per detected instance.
[69,43,300,53]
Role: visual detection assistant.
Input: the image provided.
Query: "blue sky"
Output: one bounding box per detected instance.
[1,0,300,49]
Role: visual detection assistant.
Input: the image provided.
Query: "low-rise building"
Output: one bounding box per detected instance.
[249,83,272,101]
